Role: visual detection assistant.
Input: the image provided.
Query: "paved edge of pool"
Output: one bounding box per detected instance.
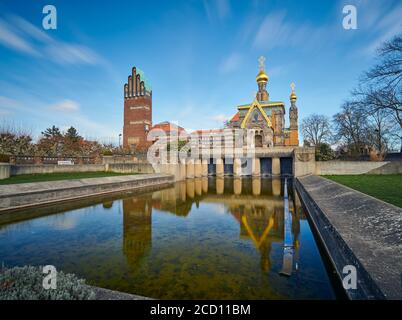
[296,175,402,300]
[0,173,175,214]
[89,286,154,300]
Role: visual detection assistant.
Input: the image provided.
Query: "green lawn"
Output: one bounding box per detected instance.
[323,174,402,208]
[0,171,135,185]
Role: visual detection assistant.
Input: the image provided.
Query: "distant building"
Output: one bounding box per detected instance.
[151,121,186,137]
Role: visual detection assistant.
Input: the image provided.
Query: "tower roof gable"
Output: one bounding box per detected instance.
[240,99,272,128]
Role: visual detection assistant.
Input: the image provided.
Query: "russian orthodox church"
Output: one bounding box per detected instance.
[227,56,299,147]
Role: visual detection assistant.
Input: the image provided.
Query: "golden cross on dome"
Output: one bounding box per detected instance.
[258,56,266,71]
[290,82,296,92]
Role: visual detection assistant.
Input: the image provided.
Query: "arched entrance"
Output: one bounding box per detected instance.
[255,134,263,147]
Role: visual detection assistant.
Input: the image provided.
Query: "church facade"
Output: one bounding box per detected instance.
[226,57,299,147]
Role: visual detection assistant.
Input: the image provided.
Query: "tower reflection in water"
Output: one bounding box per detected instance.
[121,177,303,274]
[122,196,152,270]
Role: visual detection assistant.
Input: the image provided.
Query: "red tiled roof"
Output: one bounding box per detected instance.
[192,129,224,135]
[152,121,186,134]
[230,111,240,122]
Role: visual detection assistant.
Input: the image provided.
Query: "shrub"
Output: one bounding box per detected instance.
[315,143,335,161]
[102,150,113,156]
[0,154,10,163]
[0,265,96,300]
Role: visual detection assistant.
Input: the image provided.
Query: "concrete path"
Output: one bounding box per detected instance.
[0,174,174,212]
[297,175,402,299]
[90,286,153,300]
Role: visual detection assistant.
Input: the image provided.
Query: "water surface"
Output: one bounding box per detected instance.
[0,178,335,299]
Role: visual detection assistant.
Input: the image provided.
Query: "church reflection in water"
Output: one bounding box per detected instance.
[120,177,304,274]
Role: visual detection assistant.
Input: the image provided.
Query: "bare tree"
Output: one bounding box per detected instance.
[332,102,369,156]
[365,35,402,90]
[355,35,402,128]
[300,114,332,146]
[366,108,399,153]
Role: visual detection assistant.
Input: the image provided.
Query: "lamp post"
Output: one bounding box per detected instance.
[118,133,122,149]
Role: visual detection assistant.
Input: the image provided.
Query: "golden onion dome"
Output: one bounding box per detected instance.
[290,82,297,101]
[256,70,268,83]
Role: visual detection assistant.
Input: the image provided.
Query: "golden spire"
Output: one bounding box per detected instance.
[256,56,268,83]
[290,82,297,101]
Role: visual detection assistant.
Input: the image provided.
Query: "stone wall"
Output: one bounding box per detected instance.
[0,163,11,180]
[106,163,154,174]
[0,174,173,212]
[0,163,155,179]
[315,160,402,175]
[293,147,316,177]
[11,164,106,176]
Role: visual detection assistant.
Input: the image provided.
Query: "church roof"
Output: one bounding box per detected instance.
[152,121,186,134]
[237,101,284,109]
[192,129,224,135]
[240,99,273,128]
[230,112,240,122]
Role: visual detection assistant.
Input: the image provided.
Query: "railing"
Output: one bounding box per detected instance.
[9,155,101,165]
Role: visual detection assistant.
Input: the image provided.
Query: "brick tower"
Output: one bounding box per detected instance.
[123,66,152,151]
[289,82,299,146]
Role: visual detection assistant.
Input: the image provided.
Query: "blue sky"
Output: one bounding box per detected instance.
[0,0,401,143]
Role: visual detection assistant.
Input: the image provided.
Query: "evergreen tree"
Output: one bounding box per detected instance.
[41,126,62,139]
[65,126,82,143]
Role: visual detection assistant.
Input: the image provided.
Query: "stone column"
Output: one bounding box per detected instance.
[234,178,242,195]
[179,159,186,181]
[186,159,194,179]
[201,159,208,177]
[216,158,224,177]
[194,159,202,178]
[186,179,195,198]
[168,163,179,181]
[161,163,169,175]
[272,157,281,176]
[202,177,208,193]
[252,158,260,176]
[252,177,261,196]
[272,177,281,196]
[233,158,242,177]
[195,178,202,196]
[180,181,186,201]
[216,177,224,194]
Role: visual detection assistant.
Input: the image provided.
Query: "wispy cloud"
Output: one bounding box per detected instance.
[0,109,11,116]
[210,114,229,122]
[203,0,231,22]
[49,99,80,112]
[0,96,22,109]
[0,15,102,65]
[0,95,117,140]
[219,52,242,73]
[0,19,39,56]
[360,1,402,54]
[253,10,326,51]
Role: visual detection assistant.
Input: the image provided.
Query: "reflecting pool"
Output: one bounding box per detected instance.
[0,178,336,299]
